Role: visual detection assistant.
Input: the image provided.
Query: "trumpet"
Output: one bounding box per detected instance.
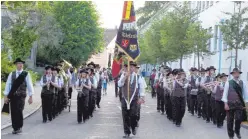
[202,81,222,88]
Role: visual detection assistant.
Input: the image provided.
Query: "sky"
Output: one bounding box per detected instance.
[93,0,145,29]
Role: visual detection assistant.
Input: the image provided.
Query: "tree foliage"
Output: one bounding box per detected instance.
[138,2,212,68]
[136,1,169,28]
[220,2,248,67]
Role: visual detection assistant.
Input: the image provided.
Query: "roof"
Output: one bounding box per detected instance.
[103,29,117,47]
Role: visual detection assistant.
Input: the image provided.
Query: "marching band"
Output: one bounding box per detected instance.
[152,65,248,139]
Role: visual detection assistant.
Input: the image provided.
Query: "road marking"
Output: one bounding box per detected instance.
[99,116,120,119]
[87,136,110,139]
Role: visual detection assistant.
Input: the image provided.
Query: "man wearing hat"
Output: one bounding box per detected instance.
[188,67,199,116]
[222,68,248,139]
[196,68,207,119]
[52,67,61,118]
[118,61,146,138]
[149,69,157,98]
[163,69,173,120]
[160,66,171,115]
[95,64,102,108]
[40,65,59,123]
[3,58,34,134]
[213,73,228,128]
[118,64,128,101]
[154,66,162,111]
[87,67,98,118]
[76,69,92,123]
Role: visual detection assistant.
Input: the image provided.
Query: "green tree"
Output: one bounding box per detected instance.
[220,2,248,68]
[2,1,38,60]
[51,1,104,66]
[185,22,213,69]
[160,3,198,68]
[136,1,169,28]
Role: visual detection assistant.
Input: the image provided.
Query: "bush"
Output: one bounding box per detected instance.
[1,52,15,82]
[27,70,39,86]
[1,82,6,98]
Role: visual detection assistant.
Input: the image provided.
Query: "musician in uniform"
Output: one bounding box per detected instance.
[155,66,162,112]
[196,68,206,119]
[3,58,34,134]
[173,69,188,127]
[87,62,98,118]
[163,69,173,120]
[119,64,128,101]
[189,67,199,116]
[51,67,61,119]
[40,66,59,123]
[76,69,91,123]
[95,64,102,108]
[56,63,64,114]
[171,69,178,124]
[158,66,169,115]
[222,68,248,139]
[118,61,145,138]
[149,69,157,98]
[68,67,77,100]
[213,73,228,128]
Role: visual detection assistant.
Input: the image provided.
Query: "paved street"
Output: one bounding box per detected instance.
[1,83,248,139]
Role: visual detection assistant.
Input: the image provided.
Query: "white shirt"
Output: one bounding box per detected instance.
[95,71,100,83]
[4,70,34,97]
[76,78,92,87]
[221,79,248,103]
[40,75,59,87]
[118,72,146,97]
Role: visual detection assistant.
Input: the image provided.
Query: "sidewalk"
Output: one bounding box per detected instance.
[1,83,42,130]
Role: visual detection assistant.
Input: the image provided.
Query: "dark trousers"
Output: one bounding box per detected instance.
[226,109,243,137]
[41,93,53,121]
[52,93,57,118]
[88,91,96,116]
[57,90,63,113]
[165,94,172,120]
[137,104,141,122]
[96,89,102,106]
[211,97,216,124]
[190,95,197,115]
[10,96,25,131]
[215,100,226,127]
[115,82,118,97]
[197,92,206,118]
[121,98,138,135]
[160,88,165,113]
[187,93,191,112]
[77,94,89,122]
[151,85,156,98]
[156,86,162,111]
[68,87,73,99]
[204,94,212,122]
[119,88,122,102]
[174,96,186,125]
[171,96,176,122]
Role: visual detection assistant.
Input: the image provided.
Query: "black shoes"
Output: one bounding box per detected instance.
[97,105,100,108]
[132,127,137,135]
[236,133,241,139]
[43,120,47,123]
[12,129,22,134]
[123,134,130,138]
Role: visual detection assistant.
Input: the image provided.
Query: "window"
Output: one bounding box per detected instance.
[214,25,218,51]
[210,1,214,6]
[206,1,209,8]
[202,1,205,11]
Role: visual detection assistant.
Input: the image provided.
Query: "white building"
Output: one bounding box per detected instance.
[170,1,248,81]
[139,1,248,80]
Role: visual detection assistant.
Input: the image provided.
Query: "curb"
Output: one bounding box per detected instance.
[241,122,248,130]
[1,104,41,130]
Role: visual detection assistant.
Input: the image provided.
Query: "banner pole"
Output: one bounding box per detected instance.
[127,57,130,105]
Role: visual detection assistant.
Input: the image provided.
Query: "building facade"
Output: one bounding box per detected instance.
[170,1,248,81]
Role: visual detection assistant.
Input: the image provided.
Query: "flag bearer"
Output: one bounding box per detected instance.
[118,61,145,138]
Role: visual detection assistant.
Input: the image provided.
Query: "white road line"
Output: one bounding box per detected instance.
[94,124,122,126]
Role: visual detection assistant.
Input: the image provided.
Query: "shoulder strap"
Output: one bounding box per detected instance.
[229,80,245,107]
[8,71,28,99]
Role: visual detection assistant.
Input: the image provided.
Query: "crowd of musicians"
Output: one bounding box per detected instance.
[39,61,109,124]
[149,65,248,139]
